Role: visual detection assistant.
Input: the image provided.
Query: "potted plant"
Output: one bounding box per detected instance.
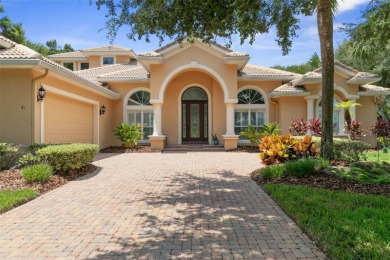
[212,134,219,145]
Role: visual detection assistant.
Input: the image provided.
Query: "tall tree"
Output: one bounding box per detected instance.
[92,0,336,159]
[272,52,321,74]
[0,1,26,44]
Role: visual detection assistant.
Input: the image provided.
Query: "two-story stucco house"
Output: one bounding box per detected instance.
[1,35,389,150]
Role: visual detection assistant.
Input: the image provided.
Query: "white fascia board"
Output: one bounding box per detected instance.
[334,64,356,77]
[238,75,296,81]
[97,77,150,83]
[269,92,310,98]
[346,78,381,84]
[49,57,88,62]
[358,91,390,96]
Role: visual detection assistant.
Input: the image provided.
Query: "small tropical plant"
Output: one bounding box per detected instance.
[260,165,285,179]
[22,164,53,183]
[212,133,218,141]
[239,124,263,146]
[370,120,390,152]
[261,122,281,136]
[349,121,365,140]
[289,118,309,136]
[309,118,322,136]
[335,100,362,132]
[113,123,143,148]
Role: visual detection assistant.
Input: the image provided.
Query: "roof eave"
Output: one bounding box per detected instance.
[346,77,381,84]
[358,91,390,96]
[269,92,310,98]
[97,77,150,83]
[238,75,296,81]
[224,56,250,70]
[49,57,88,61]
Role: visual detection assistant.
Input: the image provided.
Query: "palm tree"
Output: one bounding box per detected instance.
[335,100,362,131]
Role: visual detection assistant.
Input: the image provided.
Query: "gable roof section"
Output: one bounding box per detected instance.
[48,45,135,59]
[155,38,232,54]
[358,84,390,95]
[0,36,120,99]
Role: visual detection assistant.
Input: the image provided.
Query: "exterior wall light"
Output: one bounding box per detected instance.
[37,85,46,102]
[100,105,106,115]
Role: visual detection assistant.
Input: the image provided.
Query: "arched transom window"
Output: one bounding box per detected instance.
[125,90,153,141]
[317,96,343,135]
[235,88,268,139]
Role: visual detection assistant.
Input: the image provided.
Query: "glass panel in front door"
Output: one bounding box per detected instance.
[190,104,200,138]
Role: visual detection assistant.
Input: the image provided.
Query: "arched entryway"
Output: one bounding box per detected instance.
[181,87,209,143]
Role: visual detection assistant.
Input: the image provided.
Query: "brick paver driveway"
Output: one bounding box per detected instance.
[0,152,325,259]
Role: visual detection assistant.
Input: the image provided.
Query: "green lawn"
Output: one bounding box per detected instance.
[365,150,390,163]
[0,189,37,213]
[264,184,390,259]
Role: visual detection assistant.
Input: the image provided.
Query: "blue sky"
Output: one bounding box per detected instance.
[2,0,370,66]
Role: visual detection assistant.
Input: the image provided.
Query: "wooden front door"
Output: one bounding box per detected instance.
[182,101,208,142]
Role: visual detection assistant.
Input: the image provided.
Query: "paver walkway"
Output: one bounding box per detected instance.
[0,152,325,259]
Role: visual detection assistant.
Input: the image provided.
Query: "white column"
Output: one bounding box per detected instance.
[350,99,357,121]
[152,103,162,136]
[306,98,315,135]
[225,103,235,135]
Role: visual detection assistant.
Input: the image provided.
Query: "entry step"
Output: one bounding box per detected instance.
[163,145,225,152]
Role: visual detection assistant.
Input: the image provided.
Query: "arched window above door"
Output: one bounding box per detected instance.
[128,91,151,106]
[238,89,265,104]
[182,87,208,100]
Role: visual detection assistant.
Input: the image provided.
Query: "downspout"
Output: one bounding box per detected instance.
[268,97,279,122]
[31,68,49,144]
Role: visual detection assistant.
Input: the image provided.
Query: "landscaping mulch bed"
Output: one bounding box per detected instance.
[0,164,97,194]
[251,170,390,197]
[100,146,160,153]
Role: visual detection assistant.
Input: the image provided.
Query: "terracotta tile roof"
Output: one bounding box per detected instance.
[272,83,307,93]
[98,66,149,79]
[81,45,133,52]
[75,60,147,81]
[315,61,359,74]
[137,51,162,57]
[360,84,390,93]
[48,51,86,58]
[226,52,249,57]
[240,64,300,77]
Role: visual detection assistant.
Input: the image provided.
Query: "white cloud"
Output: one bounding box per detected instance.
[337,0,370,14]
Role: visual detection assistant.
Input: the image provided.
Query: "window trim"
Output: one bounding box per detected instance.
[316,94,345,135]
[123,88,153,143]
[79,62,90,70]
[101,56,116,66]
[236,86,269,143]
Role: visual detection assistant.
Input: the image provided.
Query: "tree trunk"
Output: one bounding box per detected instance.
[317,0,334,160]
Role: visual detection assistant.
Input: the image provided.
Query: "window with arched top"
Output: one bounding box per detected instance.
[125,90,153,141]
[235,88,268,139]
[317,96,343,134]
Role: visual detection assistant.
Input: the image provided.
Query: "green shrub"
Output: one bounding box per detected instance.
[261,122,281,136]
[36,144,98,171]
[113,123,143,148]
[333,139,371,162]
[314,157,330,170]
[22,164,53,183]
[28,143,49,154]
[0,143,23,170]
[284,158,316,177]
[261,165,285,179]
[259,135,317,165]
[18,153,41,167]
[239,124,263,146]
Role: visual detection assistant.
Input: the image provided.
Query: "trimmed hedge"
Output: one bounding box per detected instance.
[36,144,98,171]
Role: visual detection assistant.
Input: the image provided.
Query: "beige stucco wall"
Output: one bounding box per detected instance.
[88,56,101,68]
[357,96,377,146]
[149,45,238,101]
[117,55,131,64]
[0,69,33,144]
[278,96,307,134]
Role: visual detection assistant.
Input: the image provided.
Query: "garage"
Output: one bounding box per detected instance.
[44,92,94,144]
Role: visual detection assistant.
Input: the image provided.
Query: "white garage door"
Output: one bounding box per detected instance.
[44,92,93,144]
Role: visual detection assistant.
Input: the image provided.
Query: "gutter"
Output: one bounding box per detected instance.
[31,68,49,144]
